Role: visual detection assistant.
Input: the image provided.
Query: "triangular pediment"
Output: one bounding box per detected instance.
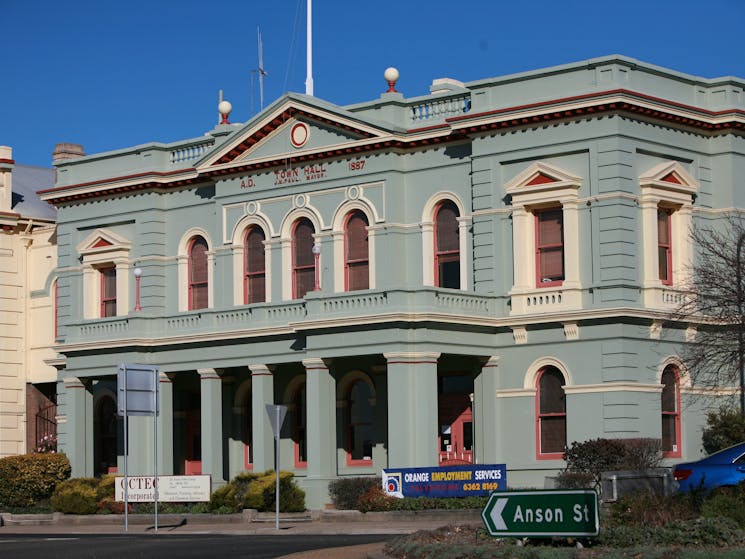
[198,96,396,170]
[639,161,699,194]
[505,162,582,196]
[76,228,132,255]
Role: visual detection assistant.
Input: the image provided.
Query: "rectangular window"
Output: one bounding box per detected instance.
[100,267,116,317]
[658,208,672,285]
[535,208,564,287]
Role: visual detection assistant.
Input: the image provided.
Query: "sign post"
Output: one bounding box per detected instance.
[482,489,599,538]
[265,404,288,530]
[117,364,159,533]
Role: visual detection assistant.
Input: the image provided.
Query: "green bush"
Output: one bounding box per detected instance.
[605,492,698,527]
[50,478,99,514]
[600,517,745,548]
[328,476,381,510]
[702,407,745,454]
[357,485,394,512]
[563,438,662,487]
[209,470,305,513]
[356,485,489,513]
[0,453,71,508]
[700,483,745,527]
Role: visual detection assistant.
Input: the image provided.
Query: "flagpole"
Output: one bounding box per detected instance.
[305,0,313,96]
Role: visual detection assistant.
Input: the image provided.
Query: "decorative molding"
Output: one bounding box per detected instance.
[685,326,697,342]
[512,326,527,345]
[563,322,579,340]
[650,320,663,340]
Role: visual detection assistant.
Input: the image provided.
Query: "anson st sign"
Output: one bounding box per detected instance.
[482,489,599,538]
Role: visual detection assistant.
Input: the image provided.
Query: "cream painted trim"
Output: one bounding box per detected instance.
[231,215,273,305]
[331,199,377,293]
[523,356,572,389]
[497,388,536,398]
[177,228,213,312]
[563,382,662,395]
[656,356,692,388]
[421,193,469,289]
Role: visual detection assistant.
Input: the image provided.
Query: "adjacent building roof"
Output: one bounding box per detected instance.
[12,164,56,221]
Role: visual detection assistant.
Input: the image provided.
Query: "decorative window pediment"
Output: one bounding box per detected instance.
[77,229,132,260]
[639,161,699,201]
[505,162,581,205]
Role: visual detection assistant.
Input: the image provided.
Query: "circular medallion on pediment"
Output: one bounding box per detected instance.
[290,122,309,148]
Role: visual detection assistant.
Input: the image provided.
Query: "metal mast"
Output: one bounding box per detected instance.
[305,0,313,96]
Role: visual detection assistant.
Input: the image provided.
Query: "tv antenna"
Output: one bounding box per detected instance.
[251,27,268,114]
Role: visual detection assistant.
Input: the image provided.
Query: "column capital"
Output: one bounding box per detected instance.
[383,352,440,364]
[197,368,222,380]
[483,355,500,368]
[302,357,330,371]
[63,376,89,389]
[249,364,274,376]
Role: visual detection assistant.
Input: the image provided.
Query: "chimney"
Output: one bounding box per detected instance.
[0,145,13,213]
[52,143,85,163]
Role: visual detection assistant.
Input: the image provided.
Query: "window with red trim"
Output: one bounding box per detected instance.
[345,211,369,291]
[244,226,266,304]
[661,365,681,457]
[435,201,460,288]
[188,236,209,310]
[100,266,117,317]
[535,208,564,287]
[536,366,566,459]
[346,380,373,465]
[293,382,307,467]
[292,219,315,299]
[657,208,672,285]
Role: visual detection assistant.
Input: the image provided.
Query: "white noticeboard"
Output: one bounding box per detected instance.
[115,475,211,502]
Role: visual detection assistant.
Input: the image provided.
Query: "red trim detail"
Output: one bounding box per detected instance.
[661,172,682,184]
[525,173,557,186]
[0,158,15,165]
[92,238,113,248]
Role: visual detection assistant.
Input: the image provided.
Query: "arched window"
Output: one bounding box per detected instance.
[346,380,374,465]
[293,382,307,467]
[188,236,209,310]
[536,366,566,459]
[345,211,369,291]
[244,226,266,304]
[661,365,681,457]
[292,219,315,299]
[434,201,460,288]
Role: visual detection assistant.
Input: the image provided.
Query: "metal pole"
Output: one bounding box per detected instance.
[154,371,158,533]
[124,376,128,533]
[275,405,280,530]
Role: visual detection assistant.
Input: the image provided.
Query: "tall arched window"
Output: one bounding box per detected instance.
[293,382,307,467]
[293,218,315,299]
[188,236,209,310]
[244,226,266,304]
[345,211,369,291]
[435,201,460,288]
[346,379,374,465]
[661,365,681,457]
[536,366,566,459]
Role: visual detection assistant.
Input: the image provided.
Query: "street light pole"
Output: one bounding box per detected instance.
[133,267,142,311]
[312,243,321,291]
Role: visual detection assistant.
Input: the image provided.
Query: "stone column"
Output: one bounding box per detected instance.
[59,377,93,477]
[473,356,500,464]
[250,364,276,472]
[156,373,174,475]
[303,357,336,508]
[384,352,440,467]
[199,368,225,487]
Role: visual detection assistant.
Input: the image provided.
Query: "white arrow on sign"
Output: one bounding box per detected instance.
[489,498,508,530]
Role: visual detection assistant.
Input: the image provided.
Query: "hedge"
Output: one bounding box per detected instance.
[0,453,71,508]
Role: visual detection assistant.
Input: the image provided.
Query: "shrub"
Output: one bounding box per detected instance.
[50,478,99,514]
[0,453,71,508]
[605,492,698,527]
[702,407,745,454]
[600,517,745,548]
[563,438,662,488]
[357,485,394,512]
[700,483,745,527]
[328,477,380,510]
[209,470,305,513]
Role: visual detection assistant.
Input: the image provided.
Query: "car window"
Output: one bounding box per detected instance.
[734,453,745,465]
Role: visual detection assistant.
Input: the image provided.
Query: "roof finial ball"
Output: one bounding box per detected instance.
[384,67,400,93]
[218,100,233,124]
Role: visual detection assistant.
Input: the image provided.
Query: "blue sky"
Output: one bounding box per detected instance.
[3,0,744,168]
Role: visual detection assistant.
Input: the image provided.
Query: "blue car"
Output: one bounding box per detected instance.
[673,442,745,492]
